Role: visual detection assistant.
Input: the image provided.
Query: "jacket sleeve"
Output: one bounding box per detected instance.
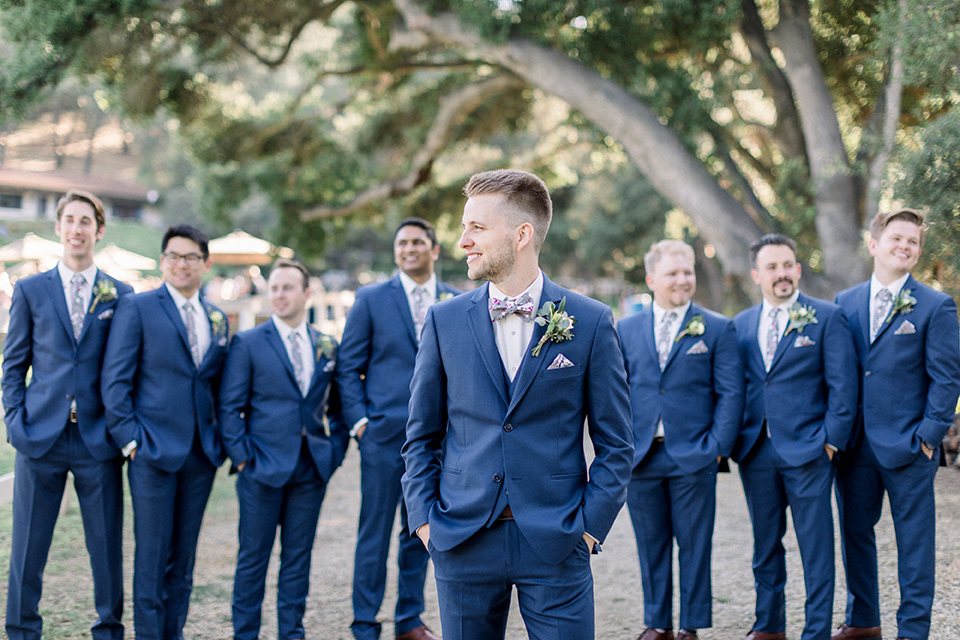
[335,290,373,429]
[101,294,144,448]
[711,319,745,457]
[1,282,33,442]
[217,331,254,465]
[822,307,859,450]
[917,295,960,446]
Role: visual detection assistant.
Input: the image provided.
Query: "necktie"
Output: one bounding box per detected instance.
[183,302,201,367]
[489,292,534,322]
[872,288,893,342]
[765,307,781,371]
[412,286,428,342]
[70,273,85,340]
[289,332,307,395]
[657,311,677,370]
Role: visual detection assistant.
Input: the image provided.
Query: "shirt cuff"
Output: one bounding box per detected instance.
[349,417,368,439]
[121,440,137,457]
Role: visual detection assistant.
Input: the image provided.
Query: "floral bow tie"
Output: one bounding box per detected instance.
[489,293,534,322]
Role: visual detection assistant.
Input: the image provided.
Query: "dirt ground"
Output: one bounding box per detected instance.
[5,446,960,639]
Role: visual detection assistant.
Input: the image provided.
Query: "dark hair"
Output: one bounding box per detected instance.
[869,208,926,243]
[57,189,106,230]
[270,258,310,289]
[395,217,438,247]
[750,233,797,265]
[162,224,210,259]
[463,169,553,250]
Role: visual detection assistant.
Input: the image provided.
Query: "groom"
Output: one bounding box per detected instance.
[401,169,633,640]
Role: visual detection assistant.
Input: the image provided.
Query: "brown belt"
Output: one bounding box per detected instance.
[653,436,664,443]
[497,505,514,521]
[68,408,78,423]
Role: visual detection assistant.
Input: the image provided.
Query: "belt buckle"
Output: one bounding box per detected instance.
[69,408,78,423]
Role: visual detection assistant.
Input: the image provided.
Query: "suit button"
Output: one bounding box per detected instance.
[503,424,513,432]
[493,474,502,483]
[865,371,871,377]
[65,394,73,400]
[659,389,664,394]
[765,382,770,387]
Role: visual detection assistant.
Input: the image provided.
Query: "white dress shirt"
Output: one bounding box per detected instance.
[651,300,690,438]
[272,316,314,395]
[869,272,909,336]
[165,282,211,364]
[57,261,98,320]
[489,271,544,382]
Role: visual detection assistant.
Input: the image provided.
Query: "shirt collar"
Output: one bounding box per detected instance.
[399,271,437,297]
[165,282,202,313]
[272,315,308,343]
[652,300,690,326]
[761,289,800,317]
[870,272,909,300]
[488,270,544,312]
[57,261,99,289]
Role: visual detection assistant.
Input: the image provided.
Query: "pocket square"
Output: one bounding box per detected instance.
[323,360,336,372]
[894,320,916,335]
[547,353,575,370]
[218,336,228,347]
[97,309,114,320]
[794,335,816,348]
[685,339,708,355]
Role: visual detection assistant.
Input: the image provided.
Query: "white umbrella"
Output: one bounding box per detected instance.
[208,229,294,266]
[94,243,158,272]
[0,233,63,263]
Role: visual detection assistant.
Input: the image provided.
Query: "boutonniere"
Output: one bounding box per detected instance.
[887,288,917,321]
[675,315,705,342]
[208,309,227,336]
[531,297,576,357]
[316,333,337,362]
[785,302,818,335]
[88,279,118,313]
[438,292,454,302]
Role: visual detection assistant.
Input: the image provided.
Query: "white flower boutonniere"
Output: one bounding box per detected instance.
[785,302,818,335]
[438,292,454,302]
[208,309,227,337]
[887,288,917,321]
[316,334,337,362]
[675,315,705,342]
[531,297,576,357]
[89,279,118,313]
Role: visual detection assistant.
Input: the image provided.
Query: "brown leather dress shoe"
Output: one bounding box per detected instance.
[831,623,882,639]
[676,631,698,640]
[743,631,786,640]
[635,629,675,640]
[396,625,441,640]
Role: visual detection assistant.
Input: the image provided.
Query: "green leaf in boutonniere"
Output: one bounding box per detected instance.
[531,297,576,357]
[208,309,227,336]
[88,279,118,313]
[887,288,917,321]
[316,333,337,362]
[675,315,705,342]
[785,302,818,335]
[438,292,454,302]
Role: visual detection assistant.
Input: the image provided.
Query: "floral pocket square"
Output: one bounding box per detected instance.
[894,320,916,335]
[685,339,709,355]
[794,335,816,348]
[97,309,114,320]
[323,360,336,372]
[547,353,575,370]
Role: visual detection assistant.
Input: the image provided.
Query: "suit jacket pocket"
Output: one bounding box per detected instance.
[538,363,582,380]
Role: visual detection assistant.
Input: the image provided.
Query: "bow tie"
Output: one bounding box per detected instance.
[489,293,534,322]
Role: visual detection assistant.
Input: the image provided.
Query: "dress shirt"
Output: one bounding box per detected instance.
[489,271,544,382]
[57,261,98,319]
[869,272,909,332]
[757,290,800,363]
[271,316,314,394]
[651,300,690,438]
[165,282,211,364]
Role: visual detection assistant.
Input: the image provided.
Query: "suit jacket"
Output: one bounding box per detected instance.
[101,285,229,472]
[835,274,960,468]
[401,277,633,565]
[732,292,858,466]
[337,275,460,447]
[2,267,133,461]
[617,303,744,472]
[218,320,349,487]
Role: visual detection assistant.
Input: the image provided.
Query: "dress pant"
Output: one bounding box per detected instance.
[430,518,594,640]
[835,441,939,640]
[5,421,124,640]
[128,435,217,640]
[232,440,327,640]
[626,441,716,630]
[351,435,430,640]
[738,432,835,640]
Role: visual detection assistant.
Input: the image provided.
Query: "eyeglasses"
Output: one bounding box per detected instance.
[162,251,205,266]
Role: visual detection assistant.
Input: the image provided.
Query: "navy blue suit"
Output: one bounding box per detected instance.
[3,267,131,640]
[337,275,459,640]
[402,278,633,640]
[618,304,743,631]
[219,320,349,640]
[101,285,229,640]
[834,275,960,639]
[732,292,858,640]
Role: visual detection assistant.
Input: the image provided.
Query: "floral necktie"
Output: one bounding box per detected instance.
[289,332,307,396]
[70,273,85,340]
[871,288,893,342]
[765,307,781,371]
[183,302,201,367]
[657,311,677,370]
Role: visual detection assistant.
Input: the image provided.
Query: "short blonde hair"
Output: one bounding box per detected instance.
[644,240,695,276]
[56,190,106,230]
[869,208,926,244]
[463,169,552,250]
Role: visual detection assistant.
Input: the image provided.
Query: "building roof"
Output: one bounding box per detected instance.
[0,168,157,204]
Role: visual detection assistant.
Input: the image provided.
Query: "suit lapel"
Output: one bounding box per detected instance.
[507,278,560,415]
[157,285,193,358]
[662,305,694,371]
[873,274,915,344]
[853,282,871,350]
[768,301,795,372]
[389,276,419,349]
[46,268,77,345]
[467,284,509,407]
[306,325,330,393]
[637,308,659,367]
[744,305,766,373]
[77,270,105,344]
[264,320,300,391]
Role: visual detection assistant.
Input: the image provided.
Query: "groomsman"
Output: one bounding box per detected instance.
[3,190,132,640]
[402,169,633,640]
[102,224,229,640]
[219,259,350,640]
[338,218,458,640]
[731,234,858,640]
[832,209,960,640]
[617,240,744,640]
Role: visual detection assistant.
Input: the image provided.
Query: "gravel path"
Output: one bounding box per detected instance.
[9,446,960,638]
